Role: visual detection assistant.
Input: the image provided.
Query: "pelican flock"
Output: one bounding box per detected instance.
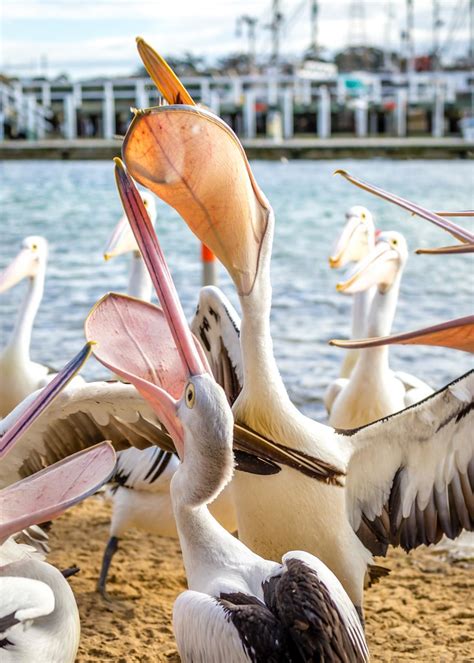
[1,35,472,662]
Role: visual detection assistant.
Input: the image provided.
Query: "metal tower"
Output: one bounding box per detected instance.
[309,0,319,55]
[347,0,367,47]
[236,15,258,69]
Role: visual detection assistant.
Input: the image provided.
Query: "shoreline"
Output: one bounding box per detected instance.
[1,137,473,160]
[48,497,474,662]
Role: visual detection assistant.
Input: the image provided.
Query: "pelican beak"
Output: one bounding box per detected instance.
[336,241,398,294]
[335,169,474,244]
[416,243,474,255]
[85,292,191,457]
[0,441,115,545]
[0,343,93,459]
[136,37,195,106]
[122,103,272,297]
[329,215,363,268]
[103,214,136,260]
[329,315,474,354]
[0,248,36,293]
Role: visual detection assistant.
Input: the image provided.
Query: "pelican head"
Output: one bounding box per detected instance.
[336,231,407,295]
[122,40,272,297]
[0,236,48,293]
[103,192,157,261]
[329,206,375,269]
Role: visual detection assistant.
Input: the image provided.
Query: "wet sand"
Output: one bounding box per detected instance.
[48,496,474,662]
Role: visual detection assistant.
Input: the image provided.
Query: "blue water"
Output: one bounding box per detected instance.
[1,159,473,419]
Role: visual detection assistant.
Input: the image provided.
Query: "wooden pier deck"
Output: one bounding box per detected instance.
[0,137,472,160]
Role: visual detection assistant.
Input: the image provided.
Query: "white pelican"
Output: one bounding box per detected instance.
[118,51,474,616]
[96,208,237,598]
[335,169,474,253]
[324,205,376,412]
[103,190,157,301]
[0,236,52,416]
[328,231,433,429]
[86,215,369,661]
[0,344,116,662]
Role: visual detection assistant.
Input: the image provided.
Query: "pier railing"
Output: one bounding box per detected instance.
[2,70,472,142]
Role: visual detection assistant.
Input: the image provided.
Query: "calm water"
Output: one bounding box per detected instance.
[1,159,473,419]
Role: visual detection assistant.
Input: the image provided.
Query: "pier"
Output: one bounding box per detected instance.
[0,136,472,161]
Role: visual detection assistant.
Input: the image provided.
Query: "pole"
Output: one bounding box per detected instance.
[406,0,415,75]
[201,244,217,286]
[270,0,283,67]
[309,0,319,54]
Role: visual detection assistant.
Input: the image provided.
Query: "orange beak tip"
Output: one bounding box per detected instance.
[336,283,345,292]
[334,169,348,177]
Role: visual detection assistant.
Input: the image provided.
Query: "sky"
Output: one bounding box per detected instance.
[1,0,471,80]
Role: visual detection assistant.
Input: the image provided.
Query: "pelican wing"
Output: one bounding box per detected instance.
[190,286,243,406]
[174,589,294,662]
[341,371,474,555]
[263,552,368,662]
[0,381,172,488]
[0,577,55,636]
[112,446,177,494]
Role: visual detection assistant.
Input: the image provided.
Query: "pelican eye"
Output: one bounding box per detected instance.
[185,382,195,409]
[31,243,38,251]
[391,238,398,247]
[361,212,366,220]
[143,199,148,207]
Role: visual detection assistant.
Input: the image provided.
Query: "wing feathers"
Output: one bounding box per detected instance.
[344,370,473,555]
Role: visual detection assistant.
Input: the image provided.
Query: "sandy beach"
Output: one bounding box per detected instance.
[47,495,474,663]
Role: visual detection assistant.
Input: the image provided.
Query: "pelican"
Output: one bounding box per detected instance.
[0,344,116,662]
[118,44,474,615]
[324,205,376,411]
[0,236,53,416]
[103,190,157,301]
[96,206,237,598]
[86,216,368,662]
[335,169,474,253]
[328,231,434,429]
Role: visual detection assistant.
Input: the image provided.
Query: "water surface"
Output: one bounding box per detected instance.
[1,159,473,419]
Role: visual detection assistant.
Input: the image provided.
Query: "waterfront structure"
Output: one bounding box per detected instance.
[0,68,472,141]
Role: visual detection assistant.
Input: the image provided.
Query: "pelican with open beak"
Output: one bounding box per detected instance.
[1,344,115,663]
[85,173,369,662]
[118,44,474,617]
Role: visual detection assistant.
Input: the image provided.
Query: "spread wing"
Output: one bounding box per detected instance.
[340,371,474,555]
[190,286,243,405]
[0,380,172,488]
